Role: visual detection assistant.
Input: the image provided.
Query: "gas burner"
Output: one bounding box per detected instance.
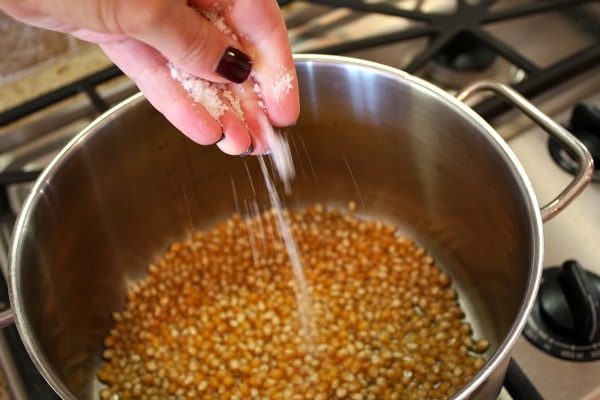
[433,32,495,71]
[549,103,600,182]
[425,32,521,90]
[524,260,600,362]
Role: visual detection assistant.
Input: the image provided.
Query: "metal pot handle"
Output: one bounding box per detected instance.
[0,309,14,328]
[456,81,594,222]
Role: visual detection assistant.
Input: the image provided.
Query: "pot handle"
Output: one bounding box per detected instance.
[0,309,14,328]
[456,81,594,222]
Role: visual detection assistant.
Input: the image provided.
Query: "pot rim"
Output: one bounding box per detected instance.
[9,54,545,400]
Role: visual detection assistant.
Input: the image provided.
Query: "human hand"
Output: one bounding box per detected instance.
[0,0,300,155]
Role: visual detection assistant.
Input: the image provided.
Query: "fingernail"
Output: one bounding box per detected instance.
[239,144,254,157]
[216,47,253,83]
[215,133,226,144]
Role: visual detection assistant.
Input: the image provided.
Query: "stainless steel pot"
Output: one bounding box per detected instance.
[1,55,593,399]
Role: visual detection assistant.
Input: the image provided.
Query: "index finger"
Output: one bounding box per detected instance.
[196,0,300,127]
[115,0,246,84]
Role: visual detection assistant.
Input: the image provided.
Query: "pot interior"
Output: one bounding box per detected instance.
[12,57,540,399]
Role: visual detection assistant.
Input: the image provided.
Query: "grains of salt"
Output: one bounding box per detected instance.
[258,113,295,192]
[169,63,228,120]
[252,78,267,113]
[252,68,294,105]
[200,9,236,38]
[273,71,295,103]
[222,90,244,120]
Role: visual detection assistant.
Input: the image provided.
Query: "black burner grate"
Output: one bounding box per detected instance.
[1,1,599,127]
[0,65,123,127]
[279,0,600,118]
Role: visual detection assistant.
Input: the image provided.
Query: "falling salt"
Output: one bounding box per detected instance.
[252,80,267,112]
[242,200,260,266]
[169,5,309,341]
[258,113,296,192]
[258,156,315,343]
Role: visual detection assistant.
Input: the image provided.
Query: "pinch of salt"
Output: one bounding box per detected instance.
[200,9,236,38]
[273,71,295,103]
[252,69,294,106]
[252,79,267,113]
[169,63,228,120]
[170,7,296,190]
[223,90,244,121]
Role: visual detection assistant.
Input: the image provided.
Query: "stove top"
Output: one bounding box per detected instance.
[0,1,599,399]
[506,87,600,400]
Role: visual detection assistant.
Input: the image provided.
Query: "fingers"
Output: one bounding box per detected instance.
[222,78,273,155]
[222,0,300,127]
[100,38,258,156]
[4,0,301,157]
[100,39,224,146]
[105,0,298,156]
[216,110,253,155]
[190,0,300,148]
[111,1,252,85]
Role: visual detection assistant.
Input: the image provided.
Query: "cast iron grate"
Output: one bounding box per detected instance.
[0,65,123,127]
[278,0,600,118]
[2,1,599,127]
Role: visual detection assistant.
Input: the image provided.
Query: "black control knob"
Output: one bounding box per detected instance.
[524,260,600,361]
[539,260,600,344]
[549,103,600,181]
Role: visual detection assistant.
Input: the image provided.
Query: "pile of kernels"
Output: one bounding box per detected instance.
[98,203,489,400]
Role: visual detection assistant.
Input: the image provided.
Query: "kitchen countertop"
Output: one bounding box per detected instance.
[0,11,114,114]
[0,45,113,113]
[1,12,115,399]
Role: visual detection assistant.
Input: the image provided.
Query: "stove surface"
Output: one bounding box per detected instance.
[0,1,599,399]
[506,85,600,400]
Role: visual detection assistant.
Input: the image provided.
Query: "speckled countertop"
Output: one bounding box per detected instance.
[0,45,114,113]
[1,12,117,399]
[0,11,115,114]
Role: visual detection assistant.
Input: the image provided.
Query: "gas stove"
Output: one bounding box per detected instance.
[0,1,599,399]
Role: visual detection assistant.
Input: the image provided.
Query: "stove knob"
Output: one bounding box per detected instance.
[539,260,600,344]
